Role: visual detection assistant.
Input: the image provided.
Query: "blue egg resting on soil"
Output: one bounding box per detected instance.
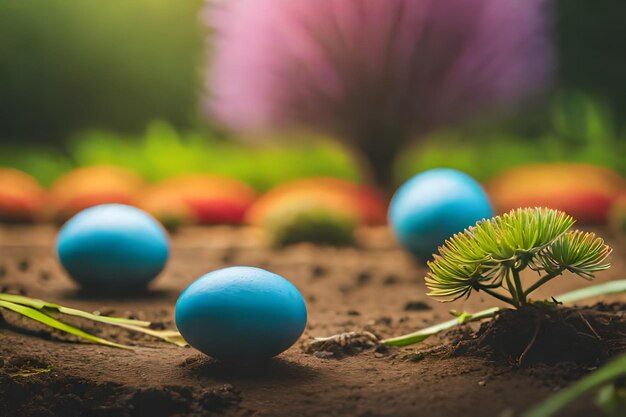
[175,266,307,361]
[389,168,493,261]
[57,204,169,290]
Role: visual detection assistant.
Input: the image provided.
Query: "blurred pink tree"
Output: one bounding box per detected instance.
[205,0,554,188]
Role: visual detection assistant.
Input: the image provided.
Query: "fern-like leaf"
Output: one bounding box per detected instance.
[425,207,611,306]
[481,207,575,262]
[539,230,612,279]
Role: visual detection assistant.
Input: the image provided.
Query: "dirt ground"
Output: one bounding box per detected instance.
[0,225,624,417]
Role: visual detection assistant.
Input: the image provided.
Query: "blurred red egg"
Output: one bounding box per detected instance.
[0,168,46,222]
[246,178,387,227]
[487,164,624,224]
[49,165,145,221]
[137,175,256,225]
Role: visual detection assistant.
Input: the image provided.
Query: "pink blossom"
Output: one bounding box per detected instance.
[204,0,554,185]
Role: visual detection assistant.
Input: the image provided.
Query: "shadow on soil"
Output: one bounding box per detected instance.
[179,354,321,383]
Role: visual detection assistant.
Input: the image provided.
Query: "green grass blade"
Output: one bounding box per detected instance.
[382,279,626,347]
[5,365,55,378]
[523,353,626,417]
[0,300,132,350]
[556,280,626,304]
[382,308,499,346]
[114,324,187,347]
[0,293,151,327]
[55,306,151,327]
[0,293,49,309]
[0,293,184,346]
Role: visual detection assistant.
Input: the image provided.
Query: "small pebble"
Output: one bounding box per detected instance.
[220,251,236,264]
[338,284,351,295]
[311,265,327,279]
[0,285,27,295]
[407,352,426,362]
[17,259,30,272]
[383,275,399,285]
[313,351,335,359]
[374,344,389,354]
[39,270,51,281]
[404,301,432,311]
[375,317,392,326]
[356,271,372,285]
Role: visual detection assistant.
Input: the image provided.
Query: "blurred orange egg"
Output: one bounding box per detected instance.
[49,165,145,221]
[133,187,194,230]
[0,168,46,222]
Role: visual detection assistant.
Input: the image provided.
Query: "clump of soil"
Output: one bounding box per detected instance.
[304,331,382,358]
[452,303,626,367]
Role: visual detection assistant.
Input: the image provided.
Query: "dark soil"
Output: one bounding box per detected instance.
[453,304,626,367]
[0,225,625,417]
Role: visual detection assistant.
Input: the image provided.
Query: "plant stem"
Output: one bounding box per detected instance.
[381,280,626,348]
[480,286,518,307]
[524,268,565,299]
[512,268,527,304]
[504,272,520,307]
[382,307,500,346]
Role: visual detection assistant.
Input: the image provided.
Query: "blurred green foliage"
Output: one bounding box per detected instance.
[0,147,73,187]
[0,0,203,142]
[265,207,357,248]
[396,93,626,183]
[1,0,625,144]
[0,0,625,189]
[0,122,362,190]
[2,94,622,190]
[556,0,626,124]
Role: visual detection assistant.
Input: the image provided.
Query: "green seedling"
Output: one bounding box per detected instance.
[425,207,612,307]
[311,208,620,349]
[361,207,618,348]
[0,294,186,349]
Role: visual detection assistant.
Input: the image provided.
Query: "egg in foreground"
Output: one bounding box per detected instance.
[389,168,493,261]
[57,204,169,290]
[175,266,307,361]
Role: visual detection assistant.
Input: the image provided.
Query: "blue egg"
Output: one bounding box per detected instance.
[175,266,307,361]
[389,168,493,260]
[57,204,170,289]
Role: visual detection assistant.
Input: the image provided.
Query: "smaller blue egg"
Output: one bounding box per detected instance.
[57,204,170,289]
[175,267,307,361]
[389,168,493,260]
